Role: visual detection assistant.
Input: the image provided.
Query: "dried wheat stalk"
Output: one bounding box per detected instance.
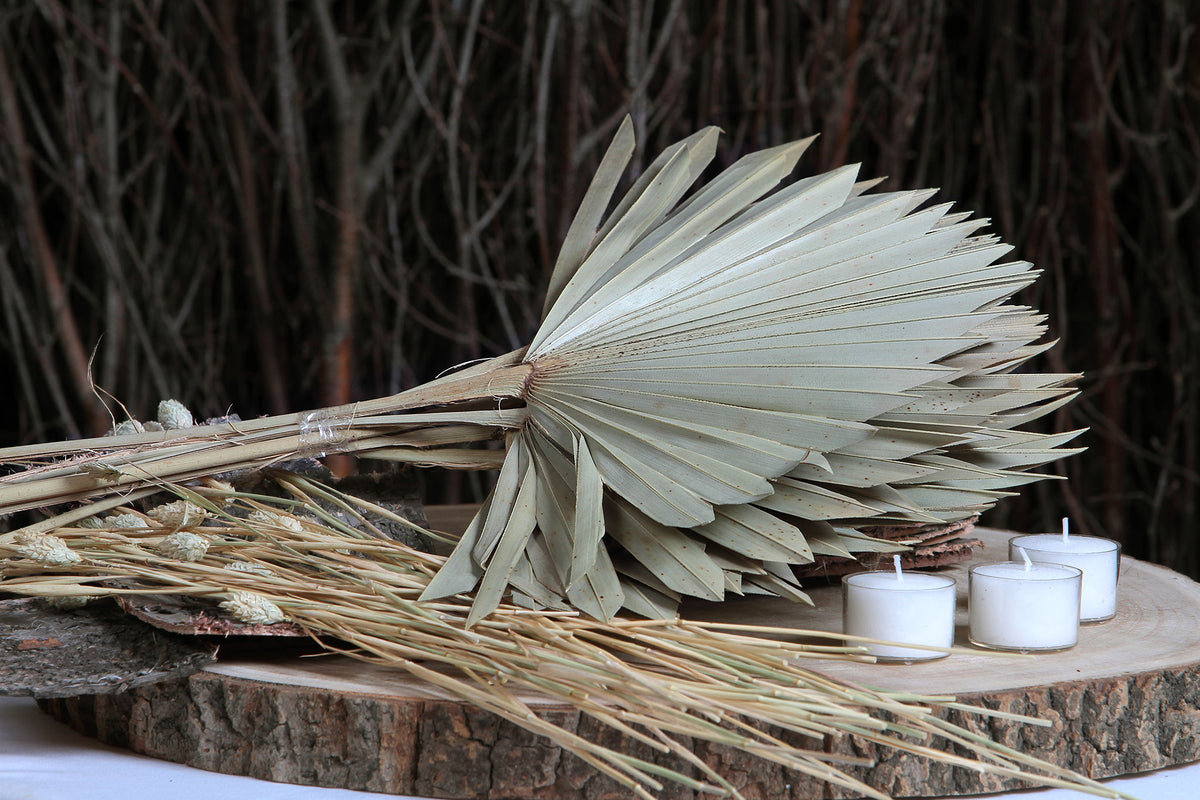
[0,474,1122,799]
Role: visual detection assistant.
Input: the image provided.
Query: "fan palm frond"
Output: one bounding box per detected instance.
[424,118,1081,621]
[0,118,1080,626]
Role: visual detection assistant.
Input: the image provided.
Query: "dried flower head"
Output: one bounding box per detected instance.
[220,591,286,624]
[105,513,149,529]
[148,499,206,528]
[157,399,194,430]
[14,532,81,566]
[76,516,106,529]
[158,531,210,561]
[247,509,304,532]
[109,419,146,436]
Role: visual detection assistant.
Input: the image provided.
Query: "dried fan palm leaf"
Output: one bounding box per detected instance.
[0,118,1081,625]
[420,122,1081,620]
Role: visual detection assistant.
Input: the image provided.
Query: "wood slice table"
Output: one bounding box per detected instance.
[38,526,1200,800]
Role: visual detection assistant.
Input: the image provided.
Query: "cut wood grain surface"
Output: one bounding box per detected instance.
[39,526,1200,799]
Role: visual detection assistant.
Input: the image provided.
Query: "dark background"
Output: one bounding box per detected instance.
[1,1,1196,575]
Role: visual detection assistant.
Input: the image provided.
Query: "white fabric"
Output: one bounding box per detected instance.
[2,695,1196,799]
[0,696,404,800]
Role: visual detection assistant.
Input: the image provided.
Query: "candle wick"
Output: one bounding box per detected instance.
[893,554,903,581]
[1018,546,1032,572]
[1062,516,1070,541]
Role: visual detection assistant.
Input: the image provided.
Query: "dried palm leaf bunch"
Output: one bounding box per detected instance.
[0,121,1110,799]
[0,118,1081,627]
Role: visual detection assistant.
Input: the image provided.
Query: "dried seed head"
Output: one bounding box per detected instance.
[157,399,194,430]
[76,516,106,529]
[148,500,206,528]
[228,560,274,576]
[105,513,149,529]
[80,462,125,481]
[14,532,81,566]
[111,419,142,435]
[247,509,304,532]
[109,419,146,436]
[158,531,210,561]
[220,591,286,624]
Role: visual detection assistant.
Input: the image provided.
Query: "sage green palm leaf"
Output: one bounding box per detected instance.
[423,120,1082,622]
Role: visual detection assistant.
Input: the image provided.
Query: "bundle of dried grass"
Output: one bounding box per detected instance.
[0,475,1123,799]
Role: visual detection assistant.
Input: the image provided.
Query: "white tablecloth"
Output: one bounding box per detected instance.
[1,695,1194,799]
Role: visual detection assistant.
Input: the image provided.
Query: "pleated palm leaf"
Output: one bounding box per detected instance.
[419,118,1082,623]
[0,118,1081,625]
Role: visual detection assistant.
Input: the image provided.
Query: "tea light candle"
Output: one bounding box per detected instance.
[968,548,1082,652]
[1009,517,1120,622]
[843,555,957,663]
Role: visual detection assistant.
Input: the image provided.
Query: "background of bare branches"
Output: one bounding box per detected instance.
[1,1,1197,576]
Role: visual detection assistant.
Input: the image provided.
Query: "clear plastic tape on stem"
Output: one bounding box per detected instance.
[297,409,353,459]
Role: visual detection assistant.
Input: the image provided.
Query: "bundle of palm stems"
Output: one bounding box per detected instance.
[0,120,1098,797]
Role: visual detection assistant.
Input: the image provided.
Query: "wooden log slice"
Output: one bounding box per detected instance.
[39,528,1200,799]
[0,597,216,698]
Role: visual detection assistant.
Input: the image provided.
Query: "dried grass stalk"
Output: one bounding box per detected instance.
[0,474,1126,799]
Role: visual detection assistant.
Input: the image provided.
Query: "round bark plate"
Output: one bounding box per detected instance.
[39,527,1200,799]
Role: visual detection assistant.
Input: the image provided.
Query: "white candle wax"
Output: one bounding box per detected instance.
[1009,534,1120,622]
[968,561,1082,651]
[842,569,957,662]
